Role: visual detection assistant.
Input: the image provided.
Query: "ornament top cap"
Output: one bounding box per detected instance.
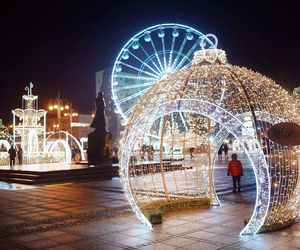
[200,34,218,50]
[192,34,227,65]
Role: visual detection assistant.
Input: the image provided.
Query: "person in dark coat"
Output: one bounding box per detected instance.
[17,146,23,165]
[223,143,229,161]
[227,153,243,192]
[141,144,146,161]
[218,144,223,161]
[8,145,17,166]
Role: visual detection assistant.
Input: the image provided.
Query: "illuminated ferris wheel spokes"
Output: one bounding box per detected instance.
[112,23,214,123]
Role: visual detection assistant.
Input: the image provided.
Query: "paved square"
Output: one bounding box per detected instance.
[0,177,299,249]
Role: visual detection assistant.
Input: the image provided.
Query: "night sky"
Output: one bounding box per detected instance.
[1,0,300,124]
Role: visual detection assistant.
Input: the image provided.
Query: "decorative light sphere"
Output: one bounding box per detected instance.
[132,40,139,50]
[116,65,122,72]
[121,119,127,126]
[122,50,129,60]
[158,29,165,38]
[114,107,120,114]
[144,32,151,42]
[119,40,300,236]
[172,28,179,37]
[186,32,193,40]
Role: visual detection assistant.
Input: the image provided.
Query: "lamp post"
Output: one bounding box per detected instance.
[63,105,78,146]
[48,94,77,136]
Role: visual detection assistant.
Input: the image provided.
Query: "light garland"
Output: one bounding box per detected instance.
[119,35,300,235]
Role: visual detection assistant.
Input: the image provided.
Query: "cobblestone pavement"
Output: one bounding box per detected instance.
[0,176,299,250]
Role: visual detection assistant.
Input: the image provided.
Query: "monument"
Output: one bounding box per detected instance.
[88,91,112,164]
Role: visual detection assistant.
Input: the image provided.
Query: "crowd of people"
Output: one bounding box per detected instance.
[3,143,85,166]
[3,141,245,193]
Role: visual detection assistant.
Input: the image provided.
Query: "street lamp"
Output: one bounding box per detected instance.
[63,110,78,134]
[53,123,60,131]
[47,94,78,134]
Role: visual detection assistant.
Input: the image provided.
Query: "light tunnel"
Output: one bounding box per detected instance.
[120,99,270,235]
[119,48,300,235]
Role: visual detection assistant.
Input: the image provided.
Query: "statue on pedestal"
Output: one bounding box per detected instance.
[88,92,112,164]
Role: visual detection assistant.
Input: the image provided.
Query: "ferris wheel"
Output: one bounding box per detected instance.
[111,23,214,125]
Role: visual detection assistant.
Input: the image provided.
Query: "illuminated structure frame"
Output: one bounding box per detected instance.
[119,34,300,235]
[12,83,47,153]
[46,131,86,161]
[7,83,82,165]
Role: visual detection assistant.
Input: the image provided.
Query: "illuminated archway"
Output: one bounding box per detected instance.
[0,139,11,151]
[46,131,85,161]
[120,99,270,235]
[47,139,72,163]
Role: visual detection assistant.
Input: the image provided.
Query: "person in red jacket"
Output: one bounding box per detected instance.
[227,153,243,192]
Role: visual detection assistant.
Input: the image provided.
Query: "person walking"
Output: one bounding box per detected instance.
[223,143,229,161]
[17,146,23,165]
[227,153,243,192]
[8,145,17,167]
[218,144,223,161]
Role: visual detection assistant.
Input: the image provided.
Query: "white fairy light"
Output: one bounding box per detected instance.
[6,83,80,165]
[119,34,300,235]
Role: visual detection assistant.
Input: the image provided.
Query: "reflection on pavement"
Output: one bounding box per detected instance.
[0,181,37,190]
[0,163,89,172]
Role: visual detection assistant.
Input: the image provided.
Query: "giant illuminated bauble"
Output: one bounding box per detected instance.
[119,37,300,235]
[111,23,215,123]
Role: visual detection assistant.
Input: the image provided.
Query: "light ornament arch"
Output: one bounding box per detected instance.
[119,32,300,236]
[120,99,270,235]
[46,131,85,161]
[0,139,11,150]
[47,139,72,163]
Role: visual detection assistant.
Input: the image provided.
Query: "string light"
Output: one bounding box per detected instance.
[119,35,300,235]
[4,83,84,164]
